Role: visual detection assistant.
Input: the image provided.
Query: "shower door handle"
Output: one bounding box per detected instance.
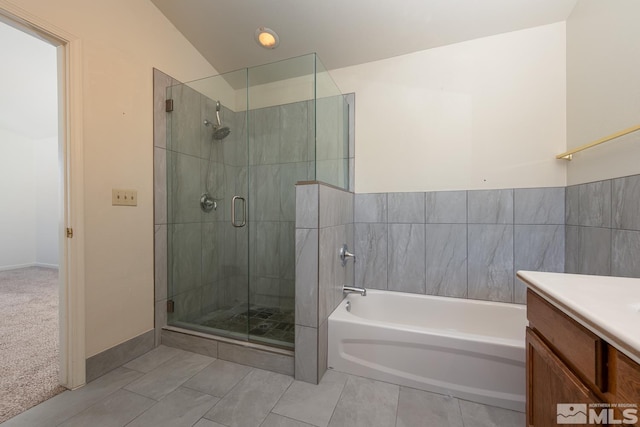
[231,196,246,228]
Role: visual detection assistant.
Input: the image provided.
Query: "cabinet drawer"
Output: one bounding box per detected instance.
[527,289,605,389]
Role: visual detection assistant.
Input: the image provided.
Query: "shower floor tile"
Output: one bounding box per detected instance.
[195,304,295,346]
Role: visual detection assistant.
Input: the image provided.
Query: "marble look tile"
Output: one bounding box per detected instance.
[295,228,318,328]
[154,147,167,225]
[153,69,172,149]
[168,152,202,223]
[316,159,341,189]
[168,83,201,157]
[565,226,611,276]
[388,224,426,294]
[396,387,464,427]
[296,184,319,229]
[280,222,296,280]
[86,330,155,382]
[223,165,248,223]
[280,101,310,164]
[124,351,214,400]
[161,330,218,358]
[250,164,281,221]
[295,325,318,384]
[204,369,293,427]
[0,368,142,427]
[315,96,341,161]
[274,370,348,427]
[319,184,353,228]
[172,287,203,322]
[425,224,467,298]
[170,223,202,295]
[468,225,514,302]
[565,185,579,225]
[250,107,281,165]
[388,192,425,223]
[281,162,309,222]
[201,222,225,285]
[514,187,565,225]
[426,191,467,224]
[612,229,640,278]
[155,300,167,346]
[126,387,218,427]
[578,180,612,227]
[218,342,294,376]
[250,221,281,278]
[200,159,225,224]
[612,174,640,230]
[193,419,227,427]
[458,399,525,427]
[468,189,513,224]
[224,225,249,278]
[124,345,184,373]
[354,193,387,223]
[318,320,329,381]
[183,359,252,397]
[155,224,167,302]
[319,225,350,322]
[328,375,399,427]
[514,225,565,303]
[354,223,387,290]
[261,414,315,427]
[348,158,355,193]
[58,389,155,427]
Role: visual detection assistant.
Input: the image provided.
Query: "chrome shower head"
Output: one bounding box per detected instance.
[203,102,231,141]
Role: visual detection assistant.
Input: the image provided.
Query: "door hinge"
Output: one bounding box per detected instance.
[66,227,74,238]
[167,299,175,313]
[165,99,173,112]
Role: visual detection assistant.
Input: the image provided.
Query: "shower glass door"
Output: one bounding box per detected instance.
[166,68,251,342]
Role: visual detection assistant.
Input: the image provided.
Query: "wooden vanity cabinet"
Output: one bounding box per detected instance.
[526,289,640,427]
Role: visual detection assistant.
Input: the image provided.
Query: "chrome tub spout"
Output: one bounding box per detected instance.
[343,285,367,296]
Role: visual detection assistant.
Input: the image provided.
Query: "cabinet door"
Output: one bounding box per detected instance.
[527,328,602,427]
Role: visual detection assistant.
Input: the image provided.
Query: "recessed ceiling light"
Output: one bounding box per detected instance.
[255,27,279,49]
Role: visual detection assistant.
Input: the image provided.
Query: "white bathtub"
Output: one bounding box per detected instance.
[327,290,527,411]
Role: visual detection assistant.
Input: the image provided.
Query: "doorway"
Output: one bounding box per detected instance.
[0,2,85,422]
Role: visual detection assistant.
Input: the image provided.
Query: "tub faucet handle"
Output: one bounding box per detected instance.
[339,244,356,266]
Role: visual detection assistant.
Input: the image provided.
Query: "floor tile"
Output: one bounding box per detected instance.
[126,387,219,427]
[192,419,227,427]
[328,375,399,427]
[1,367,142,427]
[123,345,185,373]
[57,389,155,427]
[124,351,214,400]
[260,413,315,427]
[272,370,348,427]
[204,368,293,427]
[396,387,464,427]
[459,400,526,427]
[183,359,252,397]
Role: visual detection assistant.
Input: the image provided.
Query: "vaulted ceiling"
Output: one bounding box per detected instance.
[151,0,578,74]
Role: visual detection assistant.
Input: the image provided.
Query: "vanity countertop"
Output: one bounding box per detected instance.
[517,271,640,365]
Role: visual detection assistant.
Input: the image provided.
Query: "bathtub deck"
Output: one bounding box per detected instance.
[4,345,524,427]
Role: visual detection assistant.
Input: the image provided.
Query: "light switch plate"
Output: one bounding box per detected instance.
[112,189,137,206]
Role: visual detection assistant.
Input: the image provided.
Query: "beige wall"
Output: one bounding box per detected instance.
[330,22,567,193]
[5,0,216,357]
[566,0,640,185]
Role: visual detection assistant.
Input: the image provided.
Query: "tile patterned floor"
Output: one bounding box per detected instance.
[0,345,525,427]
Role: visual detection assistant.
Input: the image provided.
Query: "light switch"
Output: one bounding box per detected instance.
[112,189,137,206]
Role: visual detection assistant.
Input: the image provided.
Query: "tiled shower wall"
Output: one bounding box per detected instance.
[295,182,354,384]
[566,174,640,277]
[354,188,565,304]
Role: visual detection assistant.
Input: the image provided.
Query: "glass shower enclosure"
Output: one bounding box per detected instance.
[165,54,348,350]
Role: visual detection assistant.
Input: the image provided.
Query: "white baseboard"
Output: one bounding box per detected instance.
[0,262,59,271]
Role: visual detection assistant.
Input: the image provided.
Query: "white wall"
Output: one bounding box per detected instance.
[566,0,640,185]
[0,128,37,269]
[330,22,568,193]
[34,136,60,267]
[6,0,216,357]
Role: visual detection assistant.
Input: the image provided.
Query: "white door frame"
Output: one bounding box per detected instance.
[0,1,86,389]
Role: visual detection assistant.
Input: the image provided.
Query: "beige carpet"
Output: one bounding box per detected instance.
[0,267,65,423]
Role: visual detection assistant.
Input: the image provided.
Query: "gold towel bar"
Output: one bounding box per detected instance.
[556,124,640,161]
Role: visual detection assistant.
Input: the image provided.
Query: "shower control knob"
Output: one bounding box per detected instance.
[200,193,217,212]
